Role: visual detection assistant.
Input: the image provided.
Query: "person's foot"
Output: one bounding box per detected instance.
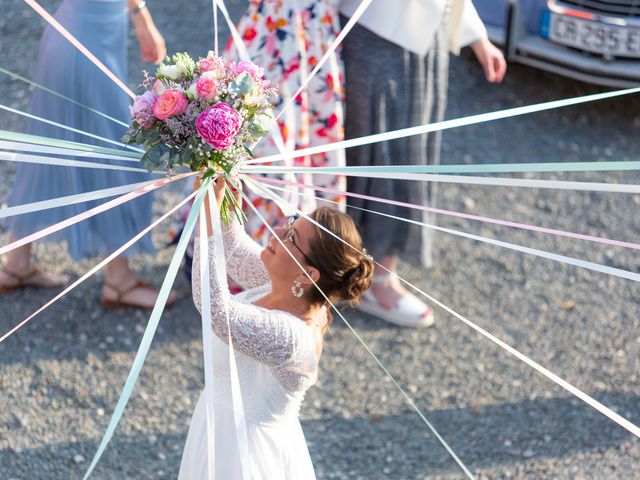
[101,279,177,310]
[358,273,434,327]
[0,267,70,293]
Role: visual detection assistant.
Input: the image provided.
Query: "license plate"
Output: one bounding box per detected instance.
[541,12,640,58]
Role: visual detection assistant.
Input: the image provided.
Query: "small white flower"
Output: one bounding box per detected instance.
[186,82,198,100]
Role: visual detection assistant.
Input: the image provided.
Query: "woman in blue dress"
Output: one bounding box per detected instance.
[0,0,173,309]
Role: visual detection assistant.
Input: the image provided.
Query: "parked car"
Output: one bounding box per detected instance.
[474,0,640,87]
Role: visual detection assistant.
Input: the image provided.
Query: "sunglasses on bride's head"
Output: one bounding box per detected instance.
[281,216,318,269]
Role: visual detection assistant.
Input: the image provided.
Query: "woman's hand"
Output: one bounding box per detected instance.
[130,4,166,64]
[471,38,507,84]
[194,174,242,209]
[212,176,224,206]
[194,174,243,235]
[213,175,243,211]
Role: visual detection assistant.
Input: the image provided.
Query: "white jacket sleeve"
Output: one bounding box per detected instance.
[448,0,488,54]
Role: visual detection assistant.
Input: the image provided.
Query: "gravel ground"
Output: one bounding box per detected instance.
[1,1,640,479]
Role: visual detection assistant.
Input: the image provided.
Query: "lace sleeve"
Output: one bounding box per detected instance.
[221,219,270,289]
[192,237,315,381]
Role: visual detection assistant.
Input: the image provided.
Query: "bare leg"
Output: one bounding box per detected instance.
[0,238,69,290]
[369,254,408,309]
[102,256,177,309]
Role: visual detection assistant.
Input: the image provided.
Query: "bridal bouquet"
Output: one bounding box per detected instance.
[123,52,277,222]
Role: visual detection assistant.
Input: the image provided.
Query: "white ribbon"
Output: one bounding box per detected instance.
[23,0,135,98]
[243,168,640,194]
[217,0,301,214]
[258,180,640,283]
[207,183,251,480]
[241,177,477,479]
[0,180,153,219]
[250,178,640,440]
[0,191,197,344]
[247,86,640,165]
[0,66,129,127]
[273,0,372,122]
[0,151,163,174]
[212,0,219,56]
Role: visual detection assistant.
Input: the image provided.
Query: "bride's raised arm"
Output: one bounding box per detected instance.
[192,236,312,385]
[195,177,270,289]
[221,218,270,289]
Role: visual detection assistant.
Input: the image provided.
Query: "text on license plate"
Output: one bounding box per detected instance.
[543,12,640,58]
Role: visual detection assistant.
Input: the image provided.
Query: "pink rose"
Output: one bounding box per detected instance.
[198,57,217,72]
[234,60,263,80]
[196,76,217,101]
[129,91,157,129]
[152,90,189,121]
[198,56,227,78]
[195,102,241,150]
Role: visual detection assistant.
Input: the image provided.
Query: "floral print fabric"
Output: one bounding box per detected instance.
[226,0,346,243]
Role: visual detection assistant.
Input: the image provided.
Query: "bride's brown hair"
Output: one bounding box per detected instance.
[305,207,374,307]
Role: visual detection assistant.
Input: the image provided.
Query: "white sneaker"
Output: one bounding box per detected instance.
[358,274,434,328]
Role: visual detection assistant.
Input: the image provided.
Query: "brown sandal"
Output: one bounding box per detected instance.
[101,279,175,310]
[0,267,69,294]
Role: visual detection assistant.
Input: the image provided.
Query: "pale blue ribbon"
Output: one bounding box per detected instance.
[82,178,210,479]
[0,180,154,219]
[0,65,129,127]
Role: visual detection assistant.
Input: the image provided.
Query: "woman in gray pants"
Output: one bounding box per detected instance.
[339,0,506,327]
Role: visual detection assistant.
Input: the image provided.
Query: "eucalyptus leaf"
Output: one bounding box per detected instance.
[228,72,255,96]
[158,150,171,169]
[243,146,254,158]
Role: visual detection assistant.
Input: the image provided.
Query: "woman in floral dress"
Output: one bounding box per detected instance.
[225,0,346,244]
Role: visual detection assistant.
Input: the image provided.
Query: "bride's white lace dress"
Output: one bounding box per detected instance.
[178,220,318,479]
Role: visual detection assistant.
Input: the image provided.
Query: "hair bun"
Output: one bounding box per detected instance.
[306,207,375,311]
[342,255,374,306]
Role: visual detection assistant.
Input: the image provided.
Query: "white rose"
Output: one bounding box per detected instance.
[157,64,180,81]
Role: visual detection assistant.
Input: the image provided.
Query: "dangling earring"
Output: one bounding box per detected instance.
[291,278,304,298]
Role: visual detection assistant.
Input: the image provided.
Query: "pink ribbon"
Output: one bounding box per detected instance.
[0,190,197,344]
[23,0,135,99]
[244,174,640,251]
[0,172,195,256]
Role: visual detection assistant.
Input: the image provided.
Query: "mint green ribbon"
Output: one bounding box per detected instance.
[82,178,209,479]
[0,130,142,158]
[242,160,640,175]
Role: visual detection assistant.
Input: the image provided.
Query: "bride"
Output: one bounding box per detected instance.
[178,178,374,479]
